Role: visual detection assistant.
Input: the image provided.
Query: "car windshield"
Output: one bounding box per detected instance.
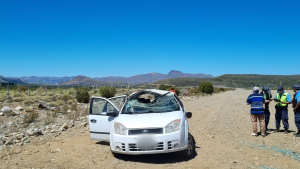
[122,92,180,114]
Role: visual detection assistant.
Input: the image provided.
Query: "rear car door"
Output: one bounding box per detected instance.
[89,95,126,141]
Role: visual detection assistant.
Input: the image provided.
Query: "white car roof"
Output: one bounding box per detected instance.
[129,89,171,96]
[145,89,171,95]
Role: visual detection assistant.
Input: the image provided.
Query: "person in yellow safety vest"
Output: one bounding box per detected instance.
[260,86,272,131]
[273,86,292,134]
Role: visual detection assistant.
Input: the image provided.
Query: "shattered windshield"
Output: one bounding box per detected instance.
[121,92,180,114]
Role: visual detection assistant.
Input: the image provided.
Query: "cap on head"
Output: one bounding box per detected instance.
[262,86,269,91]
[292,85,300,90]
[253,86,260,92]
[277,86,284,92]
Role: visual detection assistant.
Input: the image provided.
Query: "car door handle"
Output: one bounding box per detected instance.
[90,119,97,123]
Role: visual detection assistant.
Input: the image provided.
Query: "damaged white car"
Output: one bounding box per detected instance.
[89,89,195,157]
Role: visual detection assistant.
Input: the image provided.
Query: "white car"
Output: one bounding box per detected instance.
[89,89,195,157]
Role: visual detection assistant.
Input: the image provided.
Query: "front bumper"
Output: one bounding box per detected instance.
[110,130,187,155]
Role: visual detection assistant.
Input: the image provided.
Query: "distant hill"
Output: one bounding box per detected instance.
[94,70,213,84]
[59,76,128,86]
[14,76,75,85]
[154,74,300,89]
[0,75,26,84]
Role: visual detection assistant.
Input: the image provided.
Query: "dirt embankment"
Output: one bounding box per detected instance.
[1,90,300,169]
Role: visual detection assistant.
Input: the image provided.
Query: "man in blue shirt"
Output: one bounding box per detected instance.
[292,85,300,137]
[273,86,292,134]
[247,86,266,137]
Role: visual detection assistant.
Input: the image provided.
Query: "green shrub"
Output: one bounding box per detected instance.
[157,85,180,95]
[198,81,214,94]
[99,86,116,98]
[76,88,90,103]
[67,100,73,105]
[19,85,27,93]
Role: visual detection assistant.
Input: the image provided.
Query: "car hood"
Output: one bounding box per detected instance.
[117,111,182,129]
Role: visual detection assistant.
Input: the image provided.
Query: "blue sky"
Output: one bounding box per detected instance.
[0,0,299,77]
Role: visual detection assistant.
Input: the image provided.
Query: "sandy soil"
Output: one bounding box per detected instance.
[1,89,300,169]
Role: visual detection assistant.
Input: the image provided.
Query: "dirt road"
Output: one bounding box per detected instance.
[1,90,300,169]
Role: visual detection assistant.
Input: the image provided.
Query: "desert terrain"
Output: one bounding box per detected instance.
[1,89,300,169]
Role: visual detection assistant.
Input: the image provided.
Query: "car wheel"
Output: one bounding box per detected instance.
[179,133,195,158]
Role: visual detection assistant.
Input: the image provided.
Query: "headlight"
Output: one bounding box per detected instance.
[165,119,181,133]
[114,122,127,135]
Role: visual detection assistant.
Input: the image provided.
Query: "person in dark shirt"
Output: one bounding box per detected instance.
[247,86,266,137]
[260,86,272,131]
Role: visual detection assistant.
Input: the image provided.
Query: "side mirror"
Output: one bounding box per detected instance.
[185,112,192,119]
[107,110,117,117]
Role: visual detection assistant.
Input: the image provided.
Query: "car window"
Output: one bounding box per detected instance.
[91,98,115,116]
[122,92,180,114]
[109,96,125,111]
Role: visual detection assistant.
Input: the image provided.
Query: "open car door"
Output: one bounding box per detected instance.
[89,95,126,141]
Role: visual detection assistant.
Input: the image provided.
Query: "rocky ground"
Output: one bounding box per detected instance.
[1,89,300,169]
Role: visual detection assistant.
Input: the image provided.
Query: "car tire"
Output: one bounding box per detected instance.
[179,133,195,158]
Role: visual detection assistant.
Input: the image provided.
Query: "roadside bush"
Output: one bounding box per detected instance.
[23,111,38,124]
[62,94,71,103]
[158,85,180,95]
[76,87,90,103]
[67,100,73,105]
[19,85,27,93]
[13,93,22,98]
[99,86,116,98]
[198,81,214,94]
[49,102,59,107]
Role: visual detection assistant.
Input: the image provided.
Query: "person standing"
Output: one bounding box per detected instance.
[273,86,292,134]
[260,86,272,131]
[247,86,266,137]
[292,85,300,137]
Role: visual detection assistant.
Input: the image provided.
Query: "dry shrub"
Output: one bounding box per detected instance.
[24,100,34,106]
[25,107,33,112]
[49,102,59,107]
[71,102,78,111]
[67,100,73,105]
[68,111,80,120]
[23,111,38,124]
[57,100,64,106]
[44,111,54,126]
[14,98,24,102]
[62,105,69,114]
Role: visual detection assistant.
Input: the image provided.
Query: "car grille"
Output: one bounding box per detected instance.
[168,141,172,150]
[128,128,163,135]
[121,143,125,151]
[129,142,164,151]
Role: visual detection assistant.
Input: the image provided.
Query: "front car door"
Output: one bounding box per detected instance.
[89,95,126,141]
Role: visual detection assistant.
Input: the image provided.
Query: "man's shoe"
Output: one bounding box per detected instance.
[295,133,300,137]
[261,132,267,137]
[293,131,300,135]
[284,130,289,134]
[275,128,280,132]
[251,133,257,136]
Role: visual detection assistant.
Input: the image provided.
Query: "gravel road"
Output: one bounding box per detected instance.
[1,90,300,169]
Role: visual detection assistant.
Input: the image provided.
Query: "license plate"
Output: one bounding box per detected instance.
[136,137,156,149]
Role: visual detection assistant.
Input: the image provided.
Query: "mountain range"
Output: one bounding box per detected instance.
[1,70,213,85]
